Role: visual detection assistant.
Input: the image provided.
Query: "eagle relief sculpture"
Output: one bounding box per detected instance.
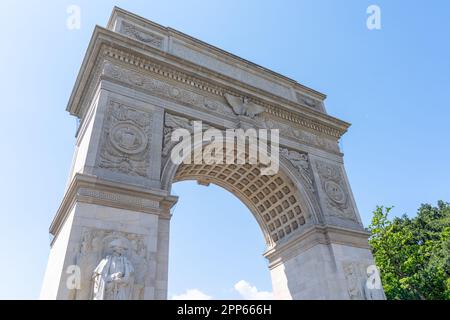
[224,93,265,118]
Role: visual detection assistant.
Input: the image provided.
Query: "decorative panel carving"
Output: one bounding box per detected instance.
[97,100,152,177]
[280,148,314,192]
[120,21,163,49]
[315,160,356,221]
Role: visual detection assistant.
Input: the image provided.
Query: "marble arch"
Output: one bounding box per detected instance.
[40,7,385,300]
[163,144,319,248]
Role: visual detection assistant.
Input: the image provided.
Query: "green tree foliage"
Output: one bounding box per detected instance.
[368,201,450,300]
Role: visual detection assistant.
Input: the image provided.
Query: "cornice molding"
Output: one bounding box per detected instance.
[101,48,346,140]
[49,173,178,243]
[67,26,350,141]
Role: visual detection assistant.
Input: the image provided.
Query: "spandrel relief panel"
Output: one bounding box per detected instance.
[93,94,164,189]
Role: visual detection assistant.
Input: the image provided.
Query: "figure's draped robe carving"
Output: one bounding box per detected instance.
[92,254,135,300]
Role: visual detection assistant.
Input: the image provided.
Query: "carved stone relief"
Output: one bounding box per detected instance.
[75,228,152,300]
[103,62,235,117]
[97,100,152,177]
[295,92,323,110]
[102,62,340,154]
[120,21,163,49]
[100,47,345,139]
[161,113,215,166]
[92,238,135,300]
[224,93,265,118]
[257,117,340,154]
[315,160,356,221]
[342,261,385,300]
[280,148,314,192]
[343,261,367,300]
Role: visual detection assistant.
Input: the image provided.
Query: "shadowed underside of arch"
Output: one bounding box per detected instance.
[172,161,309,248]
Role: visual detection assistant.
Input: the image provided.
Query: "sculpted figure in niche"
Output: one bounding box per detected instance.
[92,238,135,300]
[364,284,386,300]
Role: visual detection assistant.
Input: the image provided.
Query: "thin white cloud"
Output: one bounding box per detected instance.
[172,289,212,300]
[233,280,274,300]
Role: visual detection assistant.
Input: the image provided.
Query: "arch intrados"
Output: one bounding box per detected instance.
[162,138,317,248]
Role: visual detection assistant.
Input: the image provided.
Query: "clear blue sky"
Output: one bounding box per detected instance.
[0,0,449,299]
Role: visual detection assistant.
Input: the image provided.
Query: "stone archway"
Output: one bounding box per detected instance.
[40,7,385,300]
[162,140,320,249]
[167,147,319,298]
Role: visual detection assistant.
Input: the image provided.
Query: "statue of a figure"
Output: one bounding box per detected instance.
[364,285,386,300]
[92,238,135,300]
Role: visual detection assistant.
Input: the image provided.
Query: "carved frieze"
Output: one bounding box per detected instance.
[103,62,235,117]
[102,61,342,155]
[258,117,340,154]
[75,228,153,300]
[97,100,152,177]
[315,160,356,221]
[98,47,347,140]
[77,187,159,211]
